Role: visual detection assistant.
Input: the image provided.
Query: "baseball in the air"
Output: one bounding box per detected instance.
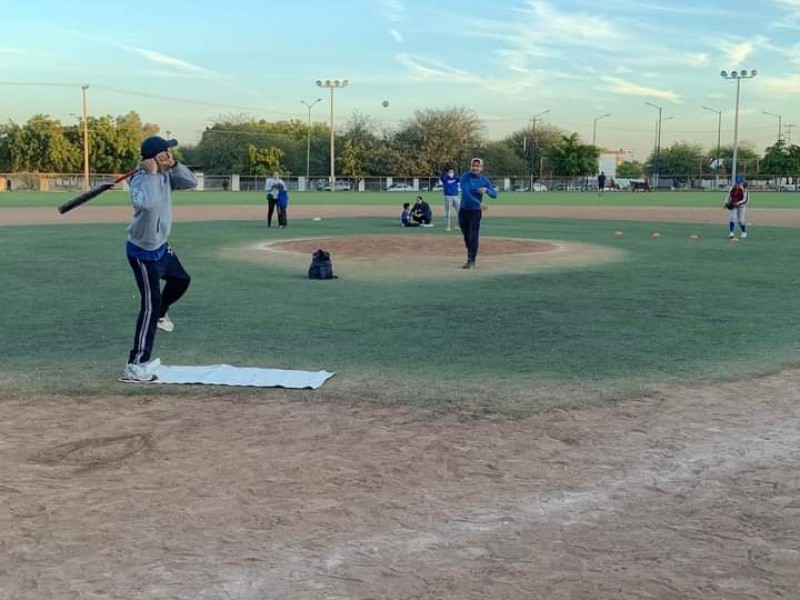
[613,230,623,237]
[382,100,390,108]
[312,217,322,221]
[651,231,661,238]
[689,233,700,240]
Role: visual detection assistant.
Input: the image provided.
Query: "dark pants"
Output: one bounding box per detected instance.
[277,201,288,227]
[267,194,277,227]
[127,246,191,365]
[458,208,482,263]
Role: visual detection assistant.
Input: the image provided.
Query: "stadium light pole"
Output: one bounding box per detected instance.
[592,113,611,147]
[720,69,758,184]
[645,101,663,189]
[530,109,550,189]
[300,98,323,190]
[762,110,782,145]
[703,105,722,190]
[316,79,349,190]
[81,84,89,191]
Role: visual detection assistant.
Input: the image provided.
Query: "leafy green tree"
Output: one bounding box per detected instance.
[188,115,326,175]
[247,145,284,176]
[13,115,79,172]
[645,142,705,182]
[717,143,760,176]
[547,133,599,176]
[393,107,482,175]
[470,140,527,175]
[504,123,563,178]
[616,161,643,178]
[339,112,380,181]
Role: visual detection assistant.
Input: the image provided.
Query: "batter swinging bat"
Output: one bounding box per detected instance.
[57,169,137,214]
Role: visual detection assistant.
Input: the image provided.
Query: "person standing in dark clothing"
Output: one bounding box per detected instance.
[458,158,497,269]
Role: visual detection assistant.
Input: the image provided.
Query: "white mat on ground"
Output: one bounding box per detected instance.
[152,363,335,389]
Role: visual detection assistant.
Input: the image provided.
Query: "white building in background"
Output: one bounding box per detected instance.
[597,151,623,178]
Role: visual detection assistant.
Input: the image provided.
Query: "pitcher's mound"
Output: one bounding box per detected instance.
[231,235,625,279]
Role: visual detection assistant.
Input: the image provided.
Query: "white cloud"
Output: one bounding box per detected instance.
[729,41,756,63]
[683,52,709,66]
[520,1,622,44]
[760,74,800,94]
[381,0,405,23]
[394,53,544,95]
[124,46,206,73]
[601,77,682,103]
[389,28,403,43]
[395,53,470,81]
[64,29,208,74]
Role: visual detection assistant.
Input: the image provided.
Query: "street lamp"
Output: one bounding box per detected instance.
[703,105,722,190]
[80,84,89,191]
[592,113,611,147]
[300,98,323,190]
[645,101,663,188]
[762,110,782,145]
[720,69,758,184]
[316,79,350,189]
[529,109,550,189]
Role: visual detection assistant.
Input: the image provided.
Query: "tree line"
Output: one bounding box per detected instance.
[2,107,799,179]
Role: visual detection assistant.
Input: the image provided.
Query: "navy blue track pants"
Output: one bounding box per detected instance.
[458,208,482,263]
[127,246,190,364]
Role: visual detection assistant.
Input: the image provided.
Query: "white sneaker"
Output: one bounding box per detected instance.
[729,232,735,239]
[741,232,748,239]
[120,363,156,383]
[157,314,174,332]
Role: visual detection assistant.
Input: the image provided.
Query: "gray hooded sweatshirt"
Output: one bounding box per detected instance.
[126,163,197,251]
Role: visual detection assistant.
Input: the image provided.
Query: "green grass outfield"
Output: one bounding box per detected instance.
[4,189,800,209]
[3,211,800,415]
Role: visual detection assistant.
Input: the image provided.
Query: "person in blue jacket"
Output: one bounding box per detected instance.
[275,180,290,228]
[458,157,497,269]
[440,167,460,231]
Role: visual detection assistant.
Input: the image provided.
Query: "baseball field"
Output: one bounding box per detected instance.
[1,190,798,599]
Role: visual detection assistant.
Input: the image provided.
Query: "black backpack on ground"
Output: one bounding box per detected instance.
[308,249,337,279]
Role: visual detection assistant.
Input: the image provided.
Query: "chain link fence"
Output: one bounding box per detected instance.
[2,172,799,193]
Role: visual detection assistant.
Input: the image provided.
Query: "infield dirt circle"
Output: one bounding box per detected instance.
[230,234,625,279]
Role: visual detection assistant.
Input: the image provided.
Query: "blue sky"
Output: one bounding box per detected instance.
[2,0,799,159]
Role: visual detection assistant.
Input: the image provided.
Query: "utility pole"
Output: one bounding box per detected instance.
[529,109,550,190]
[785,123,795,145]
[81,85,89,191]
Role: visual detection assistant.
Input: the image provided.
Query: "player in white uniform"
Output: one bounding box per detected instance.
[725,176,749,239]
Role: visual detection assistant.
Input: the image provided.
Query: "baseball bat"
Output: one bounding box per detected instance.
[57,170,137,214]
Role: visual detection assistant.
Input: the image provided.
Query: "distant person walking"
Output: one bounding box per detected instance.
[597,171,606,196]
[458,158,497,269]
[440,167,460,231]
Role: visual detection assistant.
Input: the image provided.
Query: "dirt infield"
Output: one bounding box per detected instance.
[224,234,626,279]
[2,203,799,598]
[1,375,798,599]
